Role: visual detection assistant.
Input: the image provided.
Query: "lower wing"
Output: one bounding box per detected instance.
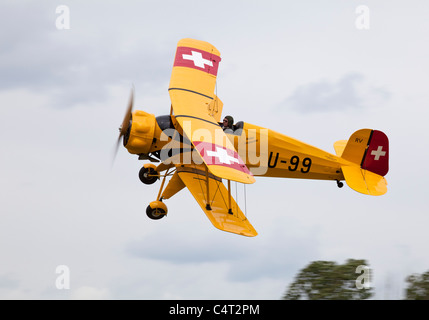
[177,165,257,237]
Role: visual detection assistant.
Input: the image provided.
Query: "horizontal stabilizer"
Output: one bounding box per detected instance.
[342,165,387,196]
[334,140,347,157]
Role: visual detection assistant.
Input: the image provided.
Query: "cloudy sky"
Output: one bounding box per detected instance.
[1,0,428,299]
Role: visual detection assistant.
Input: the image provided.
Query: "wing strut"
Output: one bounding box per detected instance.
[157,168,173,200]
[227,180,233,214]
[205,167,211,211]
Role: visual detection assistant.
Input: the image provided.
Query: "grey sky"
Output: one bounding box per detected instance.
[284,72,391,113]
[1,0,429,299]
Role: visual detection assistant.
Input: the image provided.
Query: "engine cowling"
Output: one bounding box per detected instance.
[124,110,156,155]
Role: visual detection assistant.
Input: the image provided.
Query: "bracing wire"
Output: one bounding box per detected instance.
[235,181,238,216]
[232,182,249,218]
[244,184,247,217]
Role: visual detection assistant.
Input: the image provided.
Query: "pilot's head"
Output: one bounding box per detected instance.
[223,115,234,128]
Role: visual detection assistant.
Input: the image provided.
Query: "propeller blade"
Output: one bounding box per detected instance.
[119,86,134,136]
[111,134,122,166]
[112,87,135,166]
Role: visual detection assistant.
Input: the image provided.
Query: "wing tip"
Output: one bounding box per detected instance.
[177,38,221,57]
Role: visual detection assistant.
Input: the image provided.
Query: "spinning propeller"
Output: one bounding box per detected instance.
[112,87,134,164]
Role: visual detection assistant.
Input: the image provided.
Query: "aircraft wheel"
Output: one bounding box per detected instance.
[139,165,159,185]
[146,201,168,220]
[336,180,344,188]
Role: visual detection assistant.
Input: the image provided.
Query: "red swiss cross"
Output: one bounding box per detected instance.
[362,130,389,176]
[173,47,221,76]
[193,141,251,175]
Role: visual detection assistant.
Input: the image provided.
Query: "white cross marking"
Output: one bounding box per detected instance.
[371,146,386,160]
[182,51,213,68]
[207,147,239,165]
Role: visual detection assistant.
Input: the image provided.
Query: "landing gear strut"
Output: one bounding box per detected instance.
[142,166,174,220]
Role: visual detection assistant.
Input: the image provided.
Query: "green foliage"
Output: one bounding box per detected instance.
[405,270,429,300]
[283,259,373,300]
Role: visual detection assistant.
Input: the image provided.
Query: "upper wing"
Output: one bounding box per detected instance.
[208,95,223,123]
[169,38,254,184]
[169,38,221,103]
[177,165,258,237]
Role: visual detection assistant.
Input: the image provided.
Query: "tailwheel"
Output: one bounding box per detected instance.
[336,180,344,188]
[146,200,168,220]
[139,164,160,185]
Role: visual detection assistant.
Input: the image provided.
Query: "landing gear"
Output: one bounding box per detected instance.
[141,165,173,221]
[146,200,168,220]
[139,164,160,185]
[336,180,344,188]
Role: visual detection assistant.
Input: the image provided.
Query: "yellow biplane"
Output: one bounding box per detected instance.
[114,38,389,237]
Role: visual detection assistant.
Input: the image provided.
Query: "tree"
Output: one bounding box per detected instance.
[283,259,373,300]
[405,270,429,300]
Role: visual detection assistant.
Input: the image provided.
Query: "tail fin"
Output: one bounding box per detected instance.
[337,129,389,196]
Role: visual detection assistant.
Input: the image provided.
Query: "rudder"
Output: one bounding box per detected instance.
[341,129,389,176]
